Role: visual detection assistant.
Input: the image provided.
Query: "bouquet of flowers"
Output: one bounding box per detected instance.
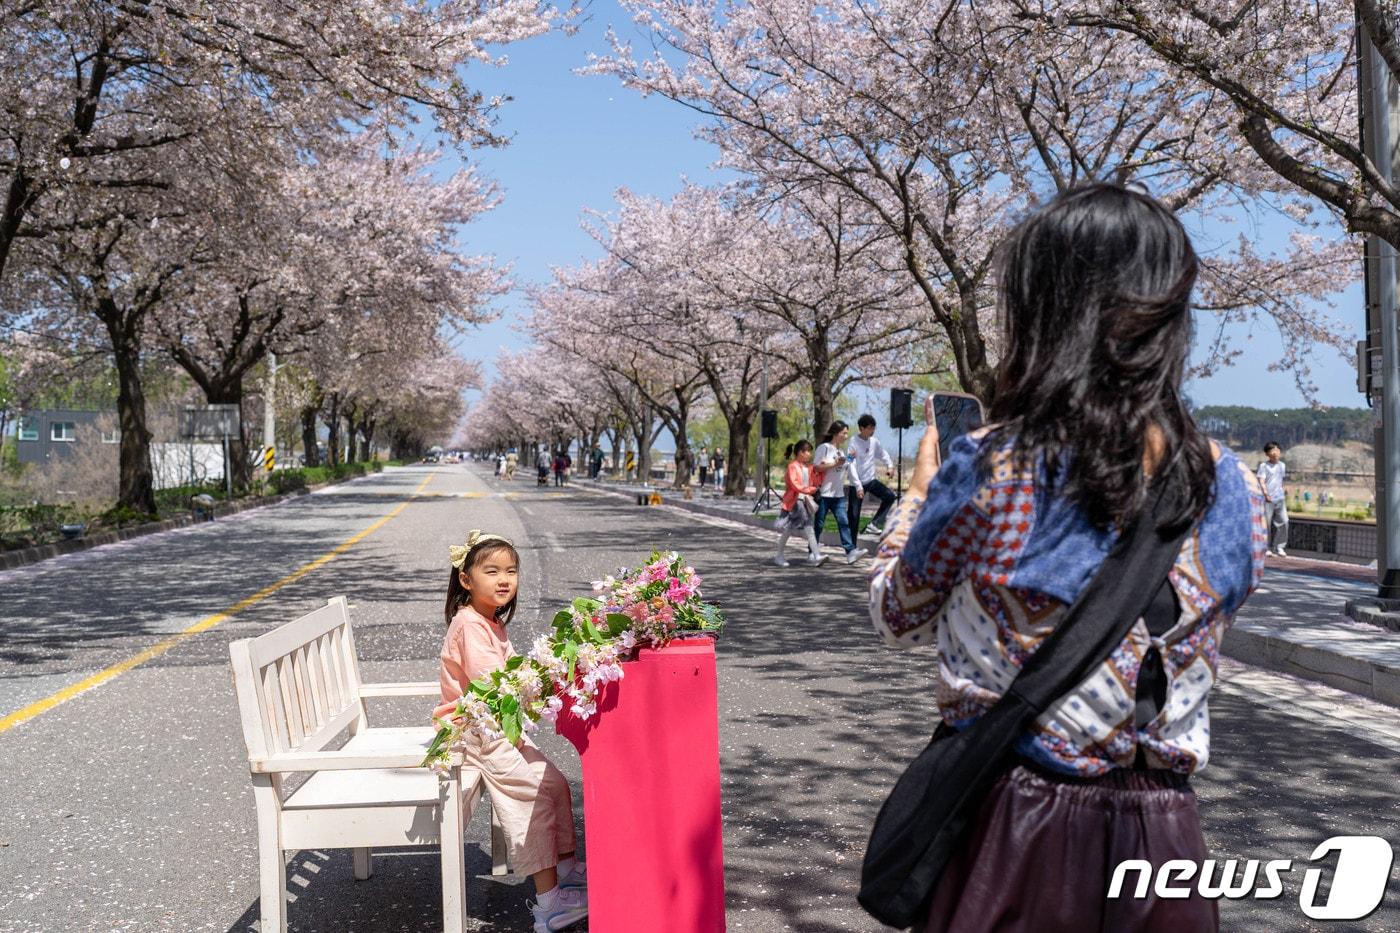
[423,551,724,772]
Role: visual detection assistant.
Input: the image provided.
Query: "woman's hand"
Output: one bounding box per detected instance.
[907,396,942,501]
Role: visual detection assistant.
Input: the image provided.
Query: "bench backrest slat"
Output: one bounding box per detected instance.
[229,597,366,770]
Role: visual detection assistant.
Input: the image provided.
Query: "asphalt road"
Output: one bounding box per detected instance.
[0,463,1397,932]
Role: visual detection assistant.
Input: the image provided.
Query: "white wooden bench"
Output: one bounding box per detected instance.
[229,596,508,933]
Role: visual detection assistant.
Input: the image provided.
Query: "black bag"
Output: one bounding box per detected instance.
[858,482,1193,928]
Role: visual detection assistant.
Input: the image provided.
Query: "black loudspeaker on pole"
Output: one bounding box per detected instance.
[760,409,779,439]
[889,388,914,430]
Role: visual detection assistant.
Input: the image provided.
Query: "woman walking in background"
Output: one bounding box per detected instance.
[813,421,867,564]
[867,183,1265,932]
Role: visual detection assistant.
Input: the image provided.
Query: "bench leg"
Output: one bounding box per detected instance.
[490,796,509,876]
[440,772,468,933]
[253,778,288,933]
[353,847,373,881]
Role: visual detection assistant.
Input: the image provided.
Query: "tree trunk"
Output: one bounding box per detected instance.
[325,393,341,467]
[99,299,156,515]
[300,405,320,467]
[345,413,359,463]
[361,419,376,461]
[810,371,835,441]
[671,390,694,488]
[724,406,757,498]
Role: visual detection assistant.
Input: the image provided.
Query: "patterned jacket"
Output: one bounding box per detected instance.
[868,431,1267,776]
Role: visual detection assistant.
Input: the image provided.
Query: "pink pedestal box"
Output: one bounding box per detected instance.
[556,637,726,932]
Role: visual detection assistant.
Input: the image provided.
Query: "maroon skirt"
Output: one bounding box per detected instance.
[917,764,1218,933]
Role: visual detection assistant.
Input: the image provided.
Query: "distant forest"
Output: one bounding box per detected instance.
[1193,406,1373,451]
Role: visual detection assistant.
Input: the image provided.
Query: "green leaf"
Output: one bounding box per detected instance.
[553,609,573,630]
[582,617,602,643]
[499,695,522,744]
[504,655,524,671]
[572,596,601,615]
[604,613,631,636]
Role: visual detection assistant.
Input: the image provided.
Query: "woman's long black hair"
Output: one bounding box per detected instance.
[444,540,520,626]
[984,183,1215,531]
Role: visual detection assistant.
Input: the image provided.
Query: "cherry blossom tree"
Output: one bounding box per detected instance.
[0,0,562,280]
[152,138,503,484]
[1020,0,1397,247]
[589,0,1356,400]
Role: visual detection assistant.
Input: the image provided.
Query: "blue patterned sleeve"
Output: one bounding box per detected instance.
[868,433,987,647]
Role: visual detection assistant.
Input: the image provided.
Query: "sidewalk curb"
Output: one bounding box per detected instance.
[1222,627,1400,710]
[0,473,385,572]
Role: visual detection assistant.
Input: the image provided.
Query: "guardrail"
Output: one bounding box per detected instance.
[1288,516,1376,561]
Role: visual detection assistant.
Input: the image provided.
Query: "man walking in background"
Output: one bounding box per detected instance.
[848,414,898,536]
[1258,442,1288,556]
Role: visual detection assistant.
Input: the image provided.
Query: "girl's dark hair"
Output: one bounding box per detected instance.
[986,182,1214,530]
[785,439,813,460]
[820,420,848,444]
[1263,442,1281,454]
[444,540,520,626]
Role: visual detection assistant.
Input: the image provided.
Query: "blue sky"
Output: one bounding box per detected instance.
[446,5,1367,423]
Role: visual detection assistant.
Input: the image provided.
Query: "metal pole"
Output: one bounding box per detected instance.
[263,351,276,472]
[755,343,769,495]
[1362,23,1400,598]
[896,427,904,500]
[223,433,232,499]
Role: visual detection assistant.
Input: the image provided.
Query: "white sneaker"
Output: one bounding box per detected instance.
[774,556,790,568]
[844,548,868,564]
[865,523,884,536]
[1276,547,1287,557]
[532,886,588,932]
[808,553,827,566]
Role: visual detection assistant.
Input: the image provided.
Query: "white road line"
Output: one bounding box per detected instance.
[544,531,563,552]
[520,505,535,516]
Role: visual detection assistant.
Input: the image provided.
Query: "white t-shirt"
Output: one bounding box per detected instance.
[1257,460,1285,501]
[813,442,859,497]
[847,434,894,485]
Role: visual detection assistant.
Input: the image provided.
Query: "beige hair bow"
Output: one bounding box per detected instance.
[448,529,513,569]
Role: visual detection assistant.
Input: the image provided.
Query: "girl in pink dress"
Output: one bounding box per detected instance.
[433,530,587,932]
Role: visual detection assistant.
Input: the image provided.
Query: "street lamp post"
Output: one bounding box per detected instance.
[1361,23,1400,598]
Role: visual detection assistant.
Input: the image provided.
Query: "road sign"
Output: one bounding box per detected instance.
[180,404,241,440]
[625,452,636,472]
[263,446,275,472]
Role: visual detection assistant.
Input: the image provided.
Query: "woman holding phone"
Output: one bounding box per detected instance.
[813,421,867,564]
[866,184,1266,932]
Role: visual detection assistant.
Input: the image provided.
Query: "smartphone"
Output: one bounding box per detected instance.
[929,391,986,462]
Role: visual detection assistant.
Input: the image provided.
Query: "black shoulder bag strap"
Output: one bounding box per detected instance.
[859,481,1193,928]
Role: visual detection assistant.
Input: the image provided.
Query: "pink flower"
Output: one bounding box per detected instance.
[623,601,649,623]
[645,561,669,583]
[666,579,693,603]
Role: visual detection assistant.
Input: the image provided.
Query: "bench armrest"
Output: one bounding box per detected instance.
[359,681,440,698]
[252,748,443,773]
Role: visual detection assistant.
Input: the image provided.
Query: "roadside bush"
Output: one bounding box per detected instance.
[269,469,309,495]
[100,503,156,528]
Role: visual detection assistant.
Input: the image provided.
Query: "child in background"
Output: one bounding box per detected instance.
[775,441,826,567]
[434,531,587,932]
[1258,442,1288,556]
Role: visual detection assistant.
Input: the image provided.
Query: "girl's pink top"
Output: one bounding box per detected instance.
[439,604,515,705]
[781,460,817,512]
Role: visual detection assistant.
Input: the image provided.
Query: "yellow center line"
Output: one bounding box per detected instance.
[0,471,439,735]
